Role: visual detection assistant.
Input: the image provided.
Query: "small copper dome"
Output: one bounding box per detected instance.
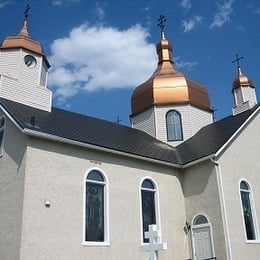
[0,19,48,65]
[232,67,254,91]
[131,36,211,115]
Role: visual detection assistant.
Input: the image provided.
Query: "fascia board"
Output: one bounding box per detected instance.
[215,106,260,159]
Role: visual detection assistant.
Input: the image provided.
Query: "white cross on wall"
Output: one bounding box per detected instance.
[142,225,167,260]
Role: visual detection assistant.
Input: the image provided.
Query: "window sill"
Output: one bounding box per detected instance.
[82,241,110,247]
[246,240,260,244]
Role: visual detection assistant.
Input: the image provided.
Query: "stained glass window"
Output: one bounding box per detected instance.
[141,179,157,243]
[85,170,106,242]
[240,181,257,240]
[166,110,183,141]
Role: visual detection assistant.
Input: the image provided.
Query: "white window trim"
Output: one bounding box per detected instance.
[191,213,216,260]
[239,179,259,242]
[82,167,110,246]
[0,115,6,157]
[165,110,183,141]
[139,176,161,245]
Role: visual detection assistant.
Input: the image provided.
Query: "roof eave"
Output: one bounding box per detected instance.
[214,105,260,159]
[23,128,182,168]
[181,154,216,168]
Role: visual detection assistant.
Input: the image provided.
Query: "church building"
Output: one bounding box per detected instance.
[0,12,259,260]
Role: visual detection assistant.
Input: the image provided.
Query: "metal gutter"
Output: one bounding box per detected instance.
[23,128,182,168]
[1,103,181,168]
[211,158,233,260]
[181,154,215,168]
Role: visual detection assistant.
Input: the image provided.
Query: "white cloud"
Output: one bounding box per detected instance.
[0,0,11,8]
[180,0,191,11]
[52,0,80,6]
[175,57,198,70]
[93,2,106,20]
[182,16,203,32]
[210,0,234,29]
[48,24,156,102]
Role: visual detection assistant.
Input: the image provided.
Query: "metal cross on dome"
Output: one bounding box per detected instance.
[232,54,244,68]
[157,15,167,39]
[24,4,31,21]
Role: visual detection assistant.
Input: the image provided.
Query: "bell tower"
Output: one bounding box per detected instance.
[0,5,52,111]
[231,54,257,116]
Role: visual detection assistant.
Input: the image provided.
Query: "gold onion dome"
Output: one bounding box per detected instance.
[0,14,49,67]
[232,66,254,91]
[131,34,211,115]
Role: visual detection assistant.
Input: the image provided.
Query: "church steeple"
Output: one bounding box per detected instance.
[0,5,46,57]
[232,54,257,115]
[156,15,174,65]
[0,6,52,111]
[19,4,30,37]
[19,19,30,38]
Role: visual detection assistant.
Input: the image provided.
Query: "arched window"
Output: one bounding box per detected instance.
[84,169,108,244]
[0,115,5,157]
[240,180,258,240]
[166,110,183,141]
[193,214,208,225]
[140,178,160,243]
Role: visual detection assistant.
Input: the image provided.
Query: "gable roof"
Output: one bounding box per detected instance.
[176,104,259,165]
[0,97,259,167]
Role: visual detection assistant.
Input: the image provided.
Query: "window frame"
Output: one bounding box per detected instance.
[139,177,161,244]
[239,179,259,242]
[0,115,6,157]
[166,110,183,141]
[83,168,110,246]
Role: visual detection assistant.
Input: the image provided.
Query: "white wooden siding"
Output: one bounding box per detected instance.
[155,105,212,146]
[40,60,48,87]
[0,49,51,111]
[0,50,20,79]
[131,104,213,146]
[131,108,156,137]
[233,86,257,115]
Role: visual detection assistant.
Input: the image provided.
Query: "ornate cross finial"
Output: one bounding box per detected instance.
[232,54,244,68]
[24,4,31,21]
[157,15,167,39]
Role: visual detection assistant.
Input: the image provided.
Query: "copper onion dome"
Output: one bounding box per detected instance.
[131,33,211,115]
[232,67,254,91]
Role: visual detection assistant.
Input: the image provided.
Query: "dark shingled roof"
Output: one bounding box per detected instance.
[0,98,179,165]
[176,104,259,165]
[0,97,258,166]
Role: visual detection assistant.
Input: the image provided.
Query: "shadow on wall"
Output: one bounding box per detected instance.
[181,160,215,197]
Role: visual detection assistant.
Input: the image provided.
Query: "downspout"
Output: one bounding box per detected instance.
[211,158,233,260]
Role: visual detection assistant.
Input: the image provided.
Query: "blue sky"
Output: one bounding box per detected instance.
[0,0,259,125]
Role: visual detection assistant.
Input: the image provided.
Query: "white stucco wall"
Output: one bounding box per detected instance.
[0,115,27,260]
[19,137,186,260]
[182,160,228,260]
[217,111,260,259]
